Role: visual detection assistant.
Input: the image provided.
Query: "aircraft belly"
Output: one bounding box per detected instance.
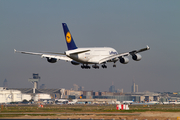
[88,55,108,64]
[68,49,112,64]
[78,55,91,63]
[69,54,91,64]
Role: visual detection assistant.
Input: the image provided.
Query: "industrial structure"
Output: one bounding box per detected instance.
[28,73,40,93]
[0,87,31,103]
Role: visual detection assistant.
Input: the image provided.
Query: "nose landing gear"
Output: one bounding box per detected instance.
[113,64,116,67]
[113,62,116,67]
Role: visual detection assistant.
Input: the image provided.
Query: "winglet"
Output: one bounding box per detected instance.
[146,45,150,50]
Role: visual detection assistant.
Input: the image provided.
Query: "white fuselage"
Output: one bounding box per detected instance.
[123,101,134,104]
[65,47,118,64]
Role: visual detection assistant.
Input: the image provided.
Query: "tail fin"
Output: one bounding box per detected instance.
[62,23,77,50]
[79,94,83,99]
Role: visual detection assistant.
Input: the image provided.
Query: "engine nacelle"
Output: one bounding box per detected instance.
[47,58,57,63]
[119,57,129,64]
[132,53,142,61]
[71,61,80,65]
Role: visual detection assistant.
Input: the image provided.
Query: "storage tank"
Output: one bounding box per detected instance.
[0,87,23,103]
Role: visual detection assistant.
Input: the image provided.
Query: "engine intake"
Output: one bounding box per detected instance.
[132,53,142,61]
[47,58,57,63]
[119,57,129,64]
[71,61,80,65]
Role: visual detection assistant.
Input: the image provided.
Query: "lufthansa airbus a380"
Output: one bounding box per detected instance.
[14,23,150,69]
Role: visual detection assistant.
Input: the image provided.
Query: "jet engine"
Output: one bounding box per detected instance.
[132,53,142,61]
[119,57,129,64]
[71,61,80,65]
[47,58,57,63]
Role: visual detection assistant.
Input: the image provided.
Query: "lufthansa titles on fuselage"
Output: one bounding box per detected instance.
[109,51,118,55]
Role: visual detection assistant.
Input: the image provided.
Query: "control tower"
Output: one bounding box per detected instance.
[28,73,40,93]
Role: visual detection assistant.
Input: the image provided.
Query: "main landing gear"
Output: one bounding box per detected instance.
[102,64,107,68]
[92,64,107,69]
[92,64,99,69]
[81,64,108,69]
[81,64,91,69]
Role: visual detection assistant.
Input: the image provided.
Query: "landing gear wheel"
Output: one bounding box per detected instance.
[113,64,116,67]
[81,65,91,69]
[92,64,99,69]
[102,65,107,68]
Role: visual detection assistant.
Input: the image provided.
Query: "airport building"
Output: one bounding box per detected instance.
[0,87,31,103]
[77,98,118,104]
[3,86,180,104]
[7,88,63,99]
[2,73,179,104]
[4,86,162,103]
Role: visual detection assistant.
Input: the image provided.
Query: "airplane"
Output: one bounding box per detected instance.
[68,99,78,105]
[14,23,150,69]
[148,101,159,104]
[122,101,134,104]
[163,101,180,105]
[55,99,69,104]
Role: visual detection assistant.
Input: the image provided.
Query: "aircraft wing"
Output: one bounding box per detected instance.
[14,49,72,61]
[98,52,129,64]
[98,45,150,64]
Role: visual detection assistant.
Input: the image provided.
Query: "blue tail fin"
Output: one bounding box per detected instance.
[62,23,77,50]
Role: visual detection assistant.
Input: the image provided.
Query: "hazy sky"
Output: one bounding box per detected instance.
[1,0,180,92]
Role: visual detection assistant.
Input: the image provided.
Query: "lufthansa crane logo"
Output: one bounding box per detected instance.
[66,32,71,43]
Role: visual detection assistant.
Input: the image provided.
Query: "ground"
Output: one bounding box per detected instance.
[1,112,180,119]
[1,104,180,119]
